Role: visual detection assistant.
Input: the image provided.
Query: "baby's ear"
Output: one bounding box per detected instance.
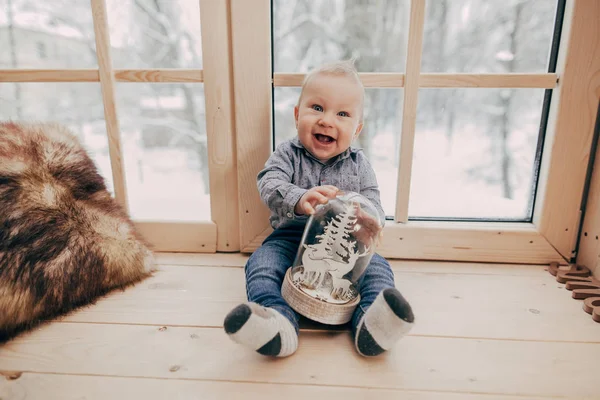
[354,122,364,138]
[294,106,299,128]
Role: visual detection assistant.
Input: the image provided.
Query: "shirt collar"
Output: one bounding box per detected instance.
[290,136,359,164]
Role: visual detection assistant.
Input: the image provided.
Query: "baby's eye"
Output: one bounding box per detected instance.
[312,104,323,112]
[338,111,349,117]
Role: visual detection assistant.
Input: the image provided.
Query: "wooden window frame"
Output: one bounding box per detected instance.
[2,0,598,264]
[1,0,239,253]
[577,102,600,278]
[231,0,600,265]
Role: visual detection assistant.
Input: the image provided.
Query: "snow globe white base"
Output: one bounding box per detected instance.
[281,191,381,325]
[281,268,360,325]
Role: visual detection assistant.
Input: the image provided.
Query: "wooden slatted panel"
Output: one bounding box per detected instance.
[57,263,600,342]
[395,0,426,222]
[155,252,247,266]
[1,323,598,398]
[0,373,558,400]
[152,252,544,274]
[90,0,128,210]
[151,252,558,275]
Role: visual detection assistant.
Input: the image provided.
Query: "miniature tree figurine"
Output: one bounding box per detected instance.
[282,192,381,325]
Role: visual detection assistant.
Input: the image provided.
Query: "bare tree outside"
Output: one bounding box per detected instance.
[273,0,410,216]
[273,0,557,220]
[0,0,109,186]
[413,0,556,219]
[0,0,209,221]
[110,0,209,221]
[0,0,559,222]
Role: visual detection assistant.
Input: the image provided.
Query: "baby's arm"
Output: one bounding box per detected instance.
[257,143,340,218]
[357,154,386,228]
[257,144,306,220]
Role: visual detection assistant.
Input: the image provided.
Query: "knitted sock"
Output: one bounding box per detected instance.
[223,302,298,357]
[355,287,414,356]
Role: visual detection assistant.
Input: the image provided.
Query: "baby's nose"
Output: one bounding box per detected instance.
[319,113,334,127]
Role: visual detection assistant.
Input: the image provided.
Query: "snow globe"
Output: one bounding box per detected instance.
[281,191,383,325]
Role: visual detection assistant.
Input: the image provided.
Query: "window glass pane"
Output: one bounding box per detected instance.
[273,87,301,147]
[0,0,98,68]
[409,88,546,220]
[272,0,410,72]
[421,0,557,73]
[363,89,403,218]
[115,83,209,221]
[106,0,202,69]
[0,82,113,191]
[274,87,402,218]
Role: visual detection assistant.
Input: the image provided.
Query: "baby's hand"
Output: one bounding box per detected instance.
[353,204,383,245]
[294,185,339,215]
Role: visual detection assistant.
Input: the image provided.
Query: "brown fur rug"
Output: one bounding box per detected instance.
[0,122,155,342]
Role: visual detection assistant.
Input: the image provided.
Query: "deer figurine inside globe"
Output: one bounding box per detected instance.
[281,191,383,325]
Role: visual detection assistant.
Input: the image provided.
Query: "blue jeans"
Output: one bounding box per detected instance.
[244,224,396,335]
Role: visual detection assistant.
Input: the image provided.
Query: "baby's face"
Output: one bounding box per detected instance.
[294,74,364,163]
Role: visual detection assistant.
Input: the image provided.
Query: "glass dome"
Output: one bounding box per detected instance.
[281,191,383,324]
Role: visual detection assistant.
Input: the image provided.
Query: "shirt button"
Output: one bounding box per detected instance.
[287,212,292,218]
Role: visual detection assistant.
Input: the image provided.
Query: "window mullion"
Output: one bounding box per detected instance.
[90,0,128,211]
[199,0,240,251]
[395,0,426,223]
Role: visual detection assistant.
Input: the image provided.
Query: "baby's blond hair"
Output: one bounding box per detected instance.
[297,59,365,120]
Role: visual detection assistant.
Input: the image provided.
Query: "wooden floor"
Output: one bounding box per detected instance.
[1,253,599,399]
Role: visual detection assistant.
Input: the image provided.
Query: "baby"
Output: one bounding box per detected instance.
[224,60,414,357]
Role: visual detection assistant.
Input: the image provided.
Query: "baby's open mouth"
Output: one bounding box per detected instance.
[314,133,335,144]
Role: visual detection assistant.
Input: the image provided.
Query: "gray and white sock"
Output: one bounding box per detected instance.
[224,302,298,357]
[355,288,414,356]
